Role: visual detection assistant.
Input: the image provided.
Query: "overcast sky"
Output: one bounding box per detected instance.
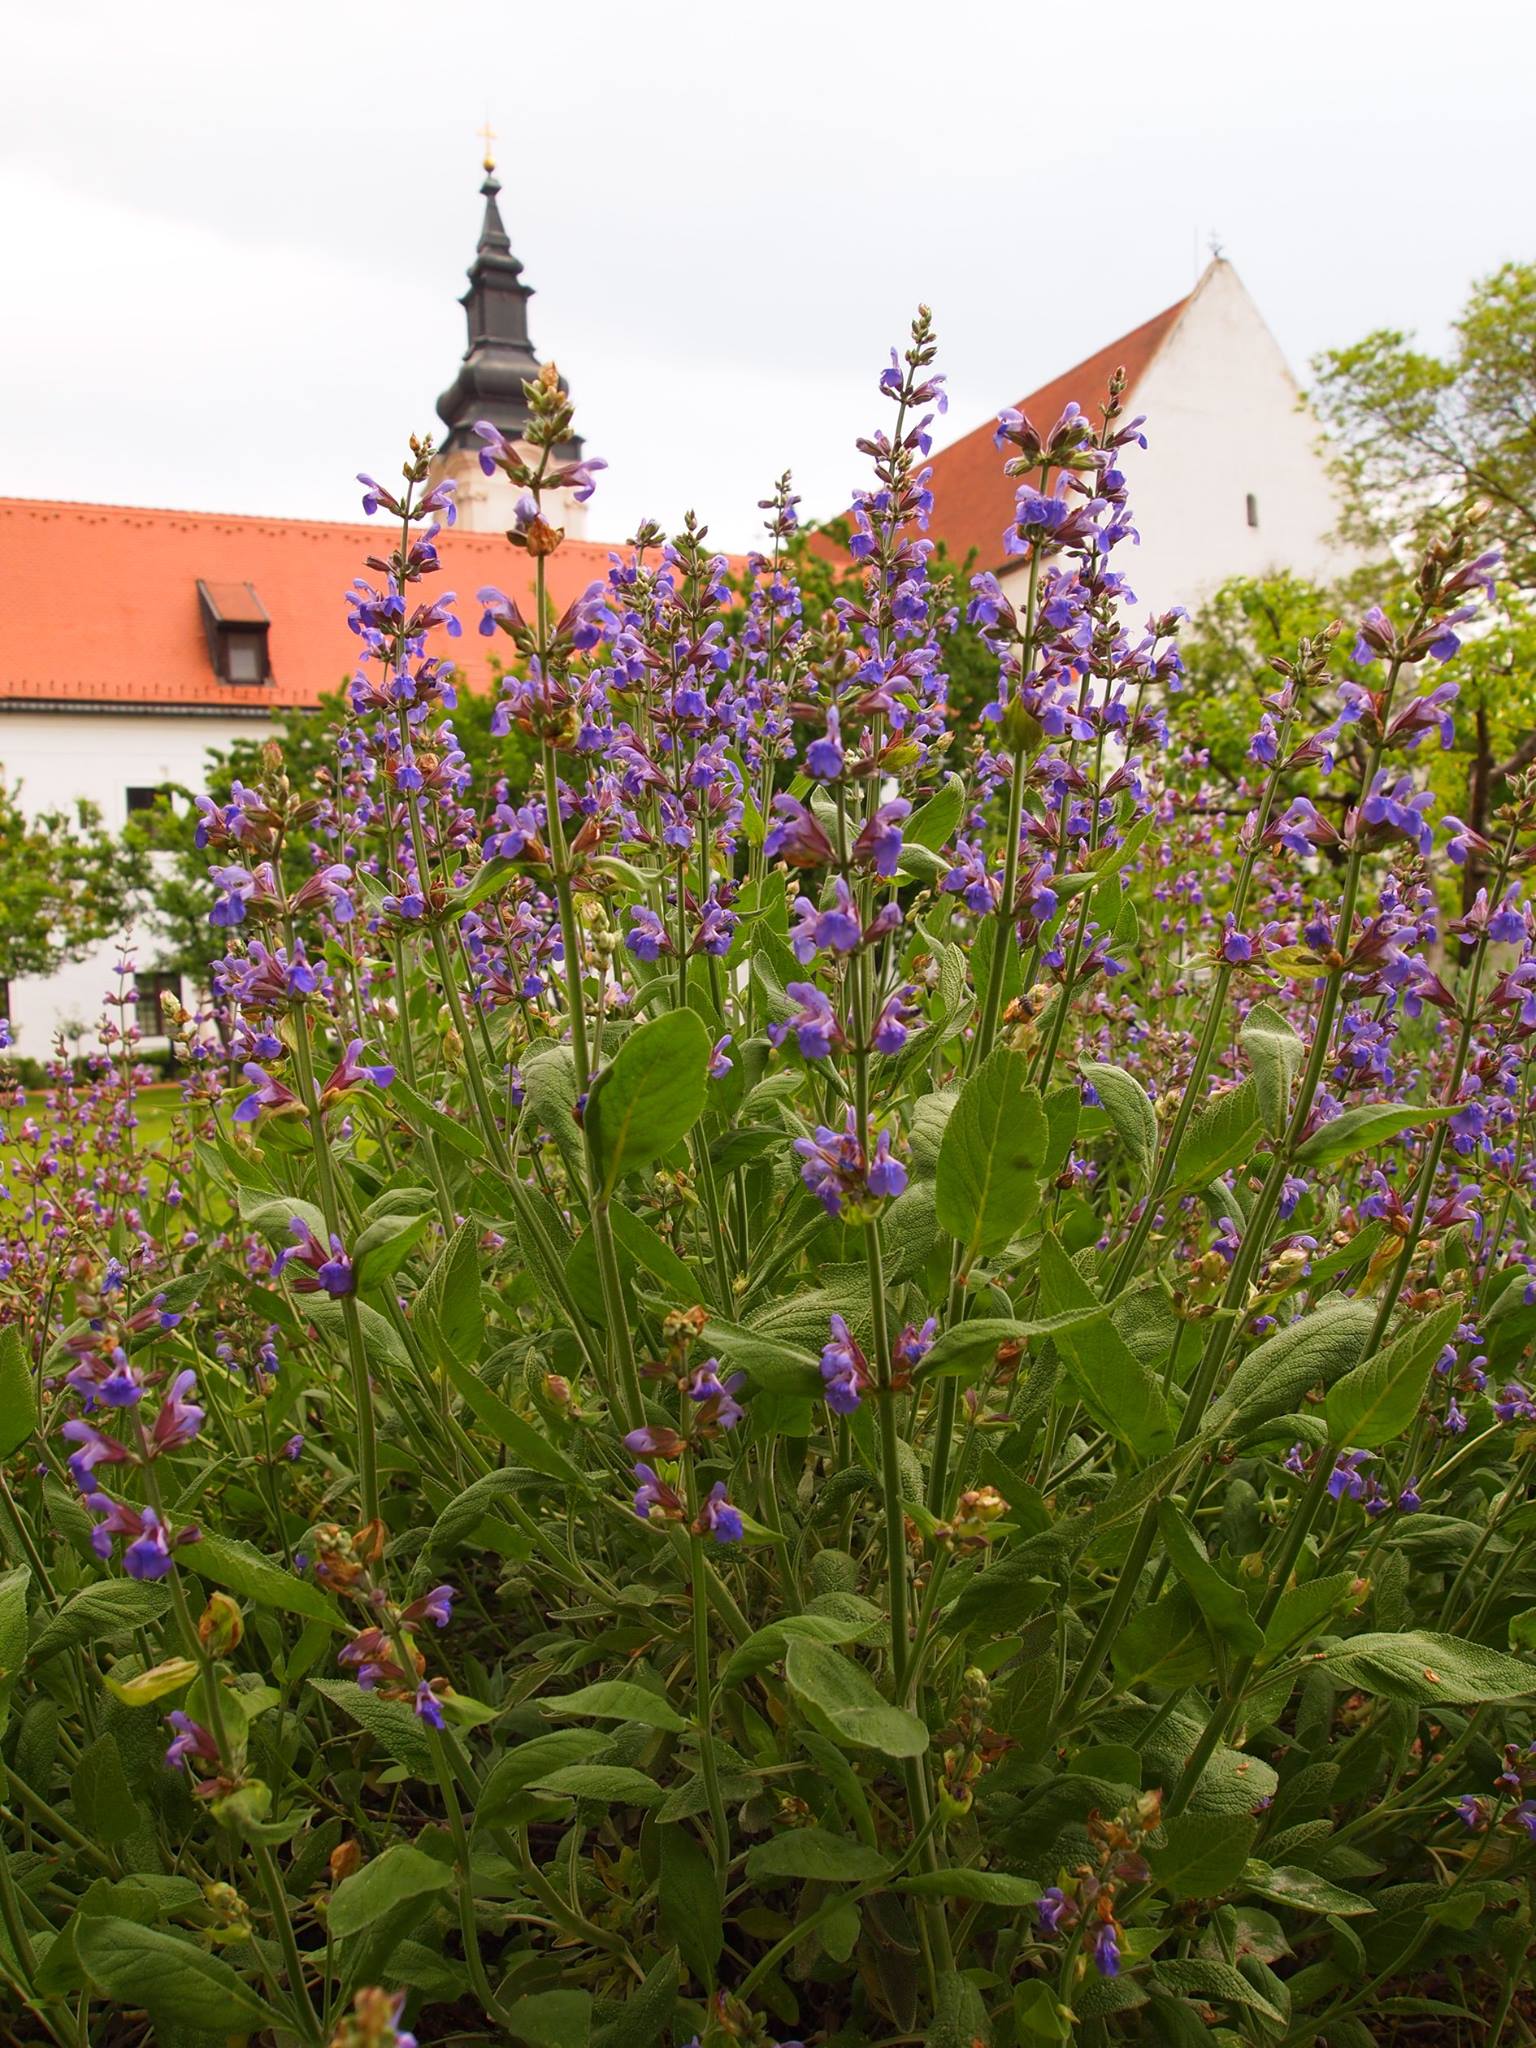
[5,0,1532,553]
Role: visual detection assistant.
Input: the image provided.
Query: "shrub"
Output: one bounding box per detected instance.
[2,322,1536,2048]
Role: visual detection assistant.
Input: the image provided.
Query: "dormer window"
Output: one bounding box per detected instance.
[196,580,272,685]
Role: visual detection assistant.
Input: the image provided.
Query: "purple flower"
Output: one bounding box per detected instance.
[632,1463,683,1524]
[708,1035,734,1079]
[1328,1450,1373,1501]
[768,982,843,1060]
[794,1111,908,1216]
[403,1584,455,1630]
[1494,1383,1536,1424]
[893,1318,936,1376]
[233,1064,300,1125]
[86,1495,198,1580]
[60,1417,131,1494]
[320,1041,394,1106]
[1457,1793,1487,1830]
[763,795,835,869]
[625,906,672,962]
[821,1314,871,1415]
[273,1218,355,1297]
[687,1362,747,1431]
[789,878,864,963]
[1092,1920,1121,1978]
[148,1370,204,1457]
[164,1711,219,1775]
[871,986,921,1056]
[1037,1886,1074,1936]
[694,1482,743,1544]
[854,799,911,879]
[414,1682,445,1729]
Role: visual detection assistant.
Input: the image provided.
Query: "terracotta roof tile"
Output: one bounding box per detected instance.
[924,292,1192,575]
[0,498,627,713]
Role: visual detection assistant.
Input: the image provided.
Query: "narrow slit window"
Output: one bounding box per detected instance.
[1245,492,1259,529]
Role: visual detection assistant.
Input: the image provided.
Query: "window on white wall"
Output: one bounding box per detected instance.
[1246,493,1259,529]
[134,971,181,1038]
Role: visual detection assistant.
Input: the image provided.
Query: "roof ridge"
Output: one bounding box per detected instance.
[0,496,623,555]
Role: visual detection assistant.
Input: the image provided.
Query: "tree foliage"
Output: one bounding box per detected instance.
[1311,259,1536,593]
[0,775,149,988]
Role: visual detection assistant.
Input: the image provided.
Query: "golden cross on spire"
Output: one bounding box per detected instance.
[478,119,497,173]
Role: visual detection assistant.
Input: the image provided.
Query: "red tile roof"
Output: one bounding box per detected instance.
[0,498,625,713]
[924,291,1192,574]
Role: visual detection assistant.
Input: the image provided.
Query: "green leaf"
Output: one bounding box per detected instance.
[1317,1630,1536,1705]
[352,1210,434,1293]
[1324,1301,1461,1448]
[783,1639,929,1757]
[527,1764,667,1807]
[591,1950,679,2048]
[589,1010,712,1195]
[386,1075,488,1159]
[1110,1587,1216,1689]
[539,1682,686,1733]
[659,1827,722,1987]
[476,1730,611,1828]
[1165,1079,1264,1196]
[697,1317,822,1398]
[441,1349,588,1488]
[1261,1572,1363,1660]
[1148,1812,1258,1898]
[745,1826,890,1883]
[1240,1000,1303,1137]
[720,1608,882,1690]
[309,1678,435,1775]
[608,1204,701,1306]
[185,1531,347,1631]
[70,1734,140,1848]
[74,1914,281,2030]
[416,1220,486,1369]
[1081,1060,1159,1189]
[1151,1957,1284,2025]
[505,1989,592,2048]
[913,1311,1101,1385]
[0,1564,29,1730]
[1157,1504,1264,1656]
[1293,1102,1453,1171]
[1242,1859,1376,1915]
[0,1325,34,1458]
[898,1868,1041,1904]
[905,772,966,851]
[1039,1236,1175,1456]
[935,1046,1047,1265]
[29,1579,170,1668]
[1015,1979,1072,2040]
[1207,1298,1376,1434]
[328,1840,454,1939]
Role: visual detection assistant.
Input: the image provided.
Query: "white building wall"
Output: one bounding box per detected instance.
[0,708,272,1055]
[1002,263,1352,622]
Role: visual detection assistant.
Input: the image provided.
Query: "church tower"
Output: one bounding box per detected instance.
[429,148,588,535]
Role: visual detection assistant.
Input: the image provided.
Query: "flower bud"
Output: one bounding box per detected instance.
[198,1592,244,1655]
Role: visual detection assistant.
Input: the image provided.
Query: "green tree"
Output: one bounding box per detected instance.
[0,776,149,989]
[1310,260,1536,594]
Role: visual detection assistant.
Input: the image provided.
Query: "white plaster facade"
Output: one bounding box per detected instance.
[1,709,269,1055]
[1001,263,1351,619]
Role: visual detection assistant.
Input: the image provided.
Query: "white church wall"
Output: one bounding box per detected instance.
[999,264,1352,623]
[1,708,272,1055]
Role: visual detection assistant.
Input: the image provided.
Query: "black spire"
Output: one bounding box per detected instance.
[435,168,547,455]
